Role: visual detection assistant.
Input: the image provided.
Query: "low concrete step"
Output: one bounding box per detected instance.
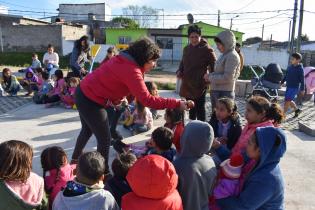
[299,121,315,137]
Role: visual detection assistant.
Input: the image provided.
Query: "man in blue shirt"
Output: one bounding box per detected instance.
[281,53,305,118]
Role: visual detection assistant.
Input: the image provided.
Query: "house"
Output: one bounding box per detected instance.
[58,3,112,22]
[105,21,244,61]
[0,14,88,54]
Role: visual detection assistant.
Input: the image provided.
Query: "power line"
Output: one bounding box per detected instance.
[242,18,291,31]
[0,0,56,11]
[234,12,291,25]
[228,0,258,13]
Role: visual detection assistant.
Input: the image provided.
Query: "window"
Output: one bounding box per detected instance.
[119,36,132,44]
[156,38,173,49]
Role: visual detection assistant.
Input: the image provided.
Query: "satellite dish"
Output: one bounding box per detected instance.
[187,13,194,24]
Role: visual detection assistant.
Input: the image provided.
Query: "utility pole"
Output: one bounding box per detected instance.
[270,34,273,49]
[296,0,304,52]
[288,20,292,50]
[290,0,298,54]
[0,23,3,52]
[261,24,264,41]
[217,10,221,27]
[230,15,239,30]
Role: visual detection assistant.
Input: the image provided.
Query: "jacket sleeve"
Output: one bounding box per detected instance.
[208,48,217,73]
[299,67,305,91]
[70,47,81,70]
[209,53,240,85]
[124,69,181,110]
[215,145,231,161]
[281,69,288,84]
[217,178,274,210]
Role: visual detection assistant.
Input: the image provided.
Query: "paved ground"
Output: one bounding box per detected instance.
[0,91,314,209]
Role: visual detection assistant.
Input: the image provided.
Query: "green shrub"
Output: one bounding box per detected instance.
[156,82,176,90]
[0,52,70,69]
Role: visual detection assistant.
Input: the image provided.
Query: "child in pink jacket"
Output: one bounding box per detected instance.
[41,146,76,209]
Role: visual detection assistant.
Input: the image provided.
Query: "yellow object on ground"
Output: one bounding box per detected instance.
[90,45,101,57]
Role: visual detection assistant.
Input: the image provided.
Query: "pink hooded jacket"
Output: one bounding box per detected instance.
[231,120,274,155]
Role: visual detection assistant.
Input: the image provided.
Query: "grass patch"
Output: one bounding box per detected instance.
[156,82,176,90]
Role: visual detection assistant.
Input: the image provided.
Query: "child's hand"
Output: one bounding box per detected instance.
[186,100,195,109]
[212,138,221,149]
[204,73,210,83]
[218,137,228,145]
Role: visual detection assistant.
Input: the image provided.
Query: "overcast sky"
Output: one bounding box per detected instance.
[2,0,315,41]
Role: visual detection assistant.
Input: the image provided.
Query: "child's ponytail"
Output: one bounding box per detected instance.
[266,103,285,125]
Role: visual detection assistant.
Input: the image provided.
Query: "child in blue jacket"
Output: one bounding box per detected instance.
[217,126,286,210]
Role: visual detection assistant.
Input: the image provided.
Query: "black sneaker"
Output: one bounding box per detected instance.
[294,109,302,118]
[113,140,128,154]
[111,130,123,141]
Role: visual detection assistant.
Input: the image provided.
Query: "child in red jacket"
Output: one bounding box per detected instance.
[122,155,183,210]
[164,108,185,152]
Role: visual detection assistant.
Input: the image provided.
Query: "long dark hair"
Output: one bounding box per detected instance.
[75,35,90,53]
[40,146,67,192]
[165,108,184,126]
[216,97,239,121]
[247,96,285,125]
[2,68,11,84]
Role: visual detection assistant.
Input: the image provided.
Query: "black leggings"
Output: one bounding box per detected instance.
[187,91,206,121]
[72,87,111,173]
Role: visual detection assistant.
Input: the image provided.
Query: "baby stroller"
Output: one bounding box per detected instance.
[299,66,315,103]
[250,63,283,102]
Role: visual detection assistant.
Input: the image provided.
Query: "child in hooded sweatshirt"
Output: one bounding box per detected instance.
[53,151,119,210]
[1,68,22,96]
[209,154,244,210]
[121,154,183,210]
[146,126,177,162]
[164,108,185,152]
[105,152,137,207]
[214,96,285,162]
[33,71,53,104]
[0,140,47,210]
[41,146,76,209]
[217,127,286,210]
[21,68,39,96]
[173,121,217,210]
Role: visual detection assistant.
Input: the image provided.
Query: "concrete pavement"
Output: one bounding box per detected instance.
[0,91,314,209]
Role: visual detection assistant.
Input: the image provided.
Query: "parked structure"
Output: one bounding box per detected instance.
[58,3,112,22]
[106,21,244,61]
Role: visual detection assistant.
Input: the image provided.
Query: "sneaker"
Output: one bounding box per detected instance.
[294,109,302,118]
[111,130,123,141]
[113,140,129,154]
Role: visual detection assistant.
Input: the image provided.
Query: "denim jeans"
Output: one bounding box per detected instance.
[132,123,149,134]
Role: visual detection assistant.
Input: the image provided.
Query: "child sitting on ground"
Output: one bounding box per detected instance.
[33,71,53,104]
[60,77,80,109]
[0,140,48,210]
[41,146,76,209]
[145,81,160,119]
[121,155,183,210]
[1,68,22,96]
[164,108,185,152]
[53,151,119,210]
[124,100,153,135]
[146,127,177,162]
[105,152,137,207]
[213,96,285,162]
[31,53,42,70]
[209,154,244,210]
[34,67,44,89]
[43,70,65,107]
[21,68,39,96]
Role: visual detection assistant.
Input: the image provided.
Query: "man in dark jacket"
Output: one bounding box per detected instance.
[177,25,216,121]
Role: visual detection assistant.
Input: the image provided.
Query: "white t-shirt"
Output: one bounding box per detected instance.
[43,52,59,66]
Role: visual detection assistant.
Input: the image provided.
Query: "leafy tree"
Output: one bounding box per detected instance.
[122,5,159,28]
[112,17,139,29]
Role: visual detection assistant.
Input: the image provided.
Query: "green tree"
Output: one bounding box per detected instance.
[112,17,139,29]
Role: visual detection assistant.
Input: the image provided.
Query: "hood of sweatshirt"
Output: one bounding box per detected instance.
[179,120,214,158]
[254,127,287,171]
[126,154,178,199]
[25,68,38,82]
[216,30,236,53]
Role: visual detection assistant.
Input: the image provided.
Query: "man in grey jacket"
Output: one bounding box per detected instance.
[173,121,217,210]
[204,30,240,112]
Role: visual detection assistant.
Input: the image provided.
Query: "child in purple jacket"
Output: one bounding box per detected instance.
[209,154,244,210]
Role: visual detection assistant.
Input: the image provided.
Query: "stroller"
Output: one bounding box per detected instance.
[250,63,284,102]
[298,66,315,103]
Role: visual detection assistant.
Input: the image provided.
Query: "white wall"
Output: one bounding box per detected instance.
[301,43,315,51]
[242,45,290,69]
